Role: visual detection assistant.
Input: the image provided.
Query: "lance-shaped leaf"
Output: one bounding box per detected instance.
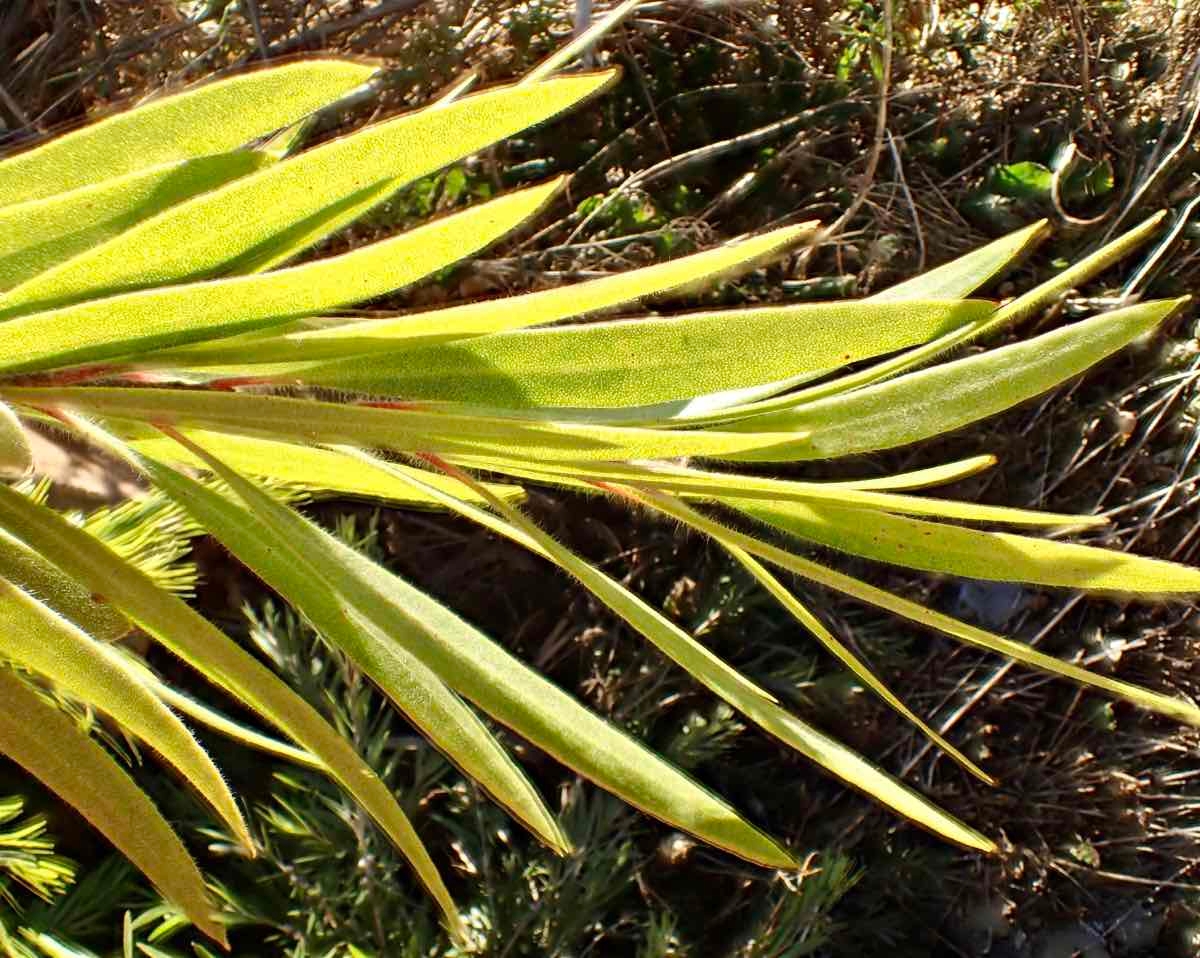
[0,388,806,463]
[382,453,994,851]
[0,403,29,476]
[120,428,795,869]
[0,578,251,852]
[719,213,1168,416]
[0,529,129,641]
[0,59,374,208]
[452,457,1099,527]
[725,297,1189,460]
[871,221,1048,302]
[131,433,571,859]
[821,455,997,491]
[300,300,993,407]
[0,72,616,316]
[0,478,467,944]
[153,223,817,372]
[734,498,1200,594]
[0,151,274,292]
[626,487,1200,729]
[118,426,523,508]
[0,669,224,944]
[0,180,564,374]
[717,541,995,784]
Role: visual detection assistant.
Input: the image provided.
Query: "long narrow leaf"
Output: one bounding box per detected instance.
[0,669,224,944]
[725,298,1188,460]
[299,300,992,406]
[0,480,468,944]
[152,223,818,371]
[0,73,617,316]
[0,579,251,852]
[0,388,808,463]
[719,542,995,784]
[118,426,524,508]
[0,403,29,475]
[0,151,273,292]
[735,498,1200,593]
[0,60,373,207]
[450,457,1100,527]
[391,453,995,850]
[117,427,796,869]
[626,487,1200,728]
[0,180,564,374]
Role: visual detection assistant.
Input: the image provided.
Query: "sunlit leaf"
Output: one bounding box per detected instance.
[628,487,1200,729]
[301,300,992,407]
[0,72,617,316]
[0,180,564,374]
[0,402,29,476]
[0,579,250,851]
[0,669,224,944]
[0,151,273,292]
[122,428,795,870]
[735,498,1200,593]
[0,59,374,207]
[385,453,994,851]
[726,297,1188,460]
[0,479,468,945]
[0,388,806,463]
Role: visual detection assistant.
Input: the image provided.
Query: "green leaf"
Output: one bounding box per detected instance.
[0,60,374,208]
[734,498,1200,594]
[0,528,130,641]
[140,430,572,862]
[629,487,1200,729]
[117,426,524,509]
[0,388,807,463]
[0,72,617,316]
[726,298,1188,460]
[0,151,273,292]
[381,453,994,851]
[870,220,1047,302]
[459,458,1101,527]
[0,669,224,945]
[0,402,29,475]
[0,180,564,374]
[120,427,796,870]
[0,578,251,853]
[719,542,995,784]
[0,480,468,945]
[154,222,817,371]
[725,213,1168,415]
[301,300,993,407]
[991,161,1053,201]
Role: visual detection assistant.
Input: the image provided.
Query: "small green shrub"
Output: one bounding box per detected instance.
[0,28,1196,947]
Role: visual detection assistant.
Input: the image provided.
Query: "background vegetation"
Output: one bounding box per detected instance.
[2,0,1200,955]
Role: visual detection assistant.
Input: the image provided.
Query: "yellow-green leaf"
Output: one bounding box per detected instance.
[302,300,992,407]
[727,298,1188,460]
[156,223,817,372]
[118,426,524,509]
[123,428,795,870]
[1,388,806,464]
[0,478,468,945]
[0,180,564,374]
[0,579,251,852]
[630,487,1200,729]
[736,498,1200,593]
[0,72,616,316]
[0,669,224,944]
[0,151,273,292]
[381,454,994,850]
[0,60,374,208]
[0,402,29,476]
